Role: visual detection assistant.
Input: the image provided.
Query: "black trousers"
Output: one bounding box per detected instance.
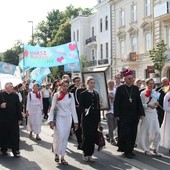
[0,121,20,153]
[81,116,98,156]
[43,98,50,117]
[157,108,165,127]
[117,120,138,155]
[75,107,82,145]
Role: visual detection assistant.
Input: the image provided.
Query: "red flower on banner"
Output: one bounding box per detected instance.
[145,89,152,97]
[24,50,28,57]
[69,43,76,51]
[57,56,64,63]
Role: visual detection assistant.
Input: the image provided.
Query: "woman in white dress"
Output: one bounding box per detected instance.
[161,85,170,152]
[137,78,161,156]
[48,79,78,165]
[26,83,43,140]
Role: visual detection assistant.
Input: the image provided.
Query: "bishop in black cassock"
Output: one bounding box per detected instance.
[114,68,145,159]
[0,83,22,157]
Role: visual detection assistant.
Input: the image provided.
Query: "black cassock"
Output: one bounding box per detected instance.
[0,92,22,153]
[114,84,145,155]
[79,90,100,156]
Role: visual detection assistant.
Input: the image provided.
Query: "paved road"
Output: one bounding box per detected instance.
[0,120,170,170]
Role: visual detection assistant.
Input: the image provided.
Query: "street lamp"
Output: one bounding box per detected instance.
[28,21,34,45]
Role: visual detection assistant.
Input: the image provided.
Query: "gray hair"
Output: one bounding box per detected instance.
[161,77,168,82]
[5,82,13,88]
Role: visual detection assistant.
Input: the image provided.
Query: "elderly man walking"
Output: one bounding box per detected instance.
[0,82,22,157]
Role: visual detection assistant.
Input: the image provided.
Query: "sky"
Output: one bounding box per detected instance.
[0,0,97,52]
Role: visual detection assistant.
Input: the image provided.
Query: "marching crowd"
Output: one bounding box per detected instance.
[0,67,170,165]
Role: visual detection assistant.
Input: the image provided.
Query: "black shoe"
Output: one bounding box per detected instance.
[2,151,8,156]
[1,149,8,155]
[13,151,20,157]
[117,148,124,152]
[131,152,136,157]
[124,153,134,159]
[77,144,82,150]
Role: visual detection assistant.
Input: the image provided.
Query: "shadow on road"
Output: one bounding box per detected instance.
[0,154,41,170]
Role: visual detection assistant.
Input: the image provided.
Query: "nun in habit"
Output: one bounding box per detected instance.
[48,79,78,165]
[26,83,43,140]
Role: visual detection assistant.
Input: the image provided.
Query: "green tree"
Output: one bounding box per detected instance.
[80,55,89,71]
[3,41,23,65]
[149,40,167,78]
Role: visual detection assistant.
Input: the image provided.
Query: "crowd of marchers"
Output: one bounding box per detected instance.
[0,67,170,165]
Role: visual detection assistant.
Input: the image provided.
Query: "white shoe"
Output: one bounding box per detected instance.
[88,156,95,162]
[153,149,162,157]
[82,156,88,161]
[145,151,152,155]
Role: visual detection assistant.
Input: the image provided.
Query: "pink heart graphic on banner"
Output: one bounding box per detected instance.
[69,44,76,51]
[57,56,64,63]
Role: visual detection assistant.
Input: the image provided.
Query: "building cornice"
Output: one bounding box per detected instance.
[95,0,111,9]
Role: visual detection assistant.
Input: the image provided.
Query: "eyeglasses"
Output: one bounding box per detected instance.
[128,78,134,80]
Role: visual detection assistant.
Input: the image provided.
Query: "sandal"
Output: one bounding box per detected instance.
[54,155,59,162]
[36,137,41,140]
[61,159,68,165]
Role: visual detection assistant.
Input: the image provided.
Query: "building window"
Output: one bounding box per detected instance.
[106,43,109,58]
[131,36,137,52]
[100,18,103,32]
[167,26,170,48]
[120,40,125,57]
[145,0,151,16]
[100,44,103,59]
[77,30,79,42]
[73,31,75,41]
[105,16,108,30]
[145,32,151,51]
[92,27,94,37]
[92,49,95,60]
[131,3,137,22]
[120,9,125,27]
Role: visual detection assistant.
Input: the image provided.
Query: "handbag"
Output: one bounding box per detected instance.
[95,127,105,151]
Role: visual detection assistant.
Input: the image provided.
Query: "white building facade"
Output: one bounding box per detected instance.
[154,0,170,79]
[111,0,155,79]
[70,0,112,80]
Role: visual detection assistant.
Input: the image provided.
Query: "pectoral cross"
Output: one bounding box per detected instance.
[129,98,132,103]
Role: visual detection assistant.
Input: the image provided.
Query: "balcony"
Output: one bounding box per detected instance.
[85,36,97,46]
[154,2,170,21]
[89,60,97,67]
[98,59,109,65]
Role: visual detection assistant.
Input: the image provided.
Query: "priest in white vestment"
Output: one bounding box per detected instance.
[48,79,78,165]
[161,85,170,152]
[137,78,161,156]
[26,83,43,140]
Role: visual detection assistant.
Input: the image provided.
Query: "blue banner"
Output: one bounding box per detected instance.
[30,67,51,82]
[0,62,16,75]
[64,62,81,72]
[19,41,79,69]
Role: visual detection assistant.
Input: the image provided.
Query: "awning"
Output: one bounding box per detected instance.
[92,66,108,72]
